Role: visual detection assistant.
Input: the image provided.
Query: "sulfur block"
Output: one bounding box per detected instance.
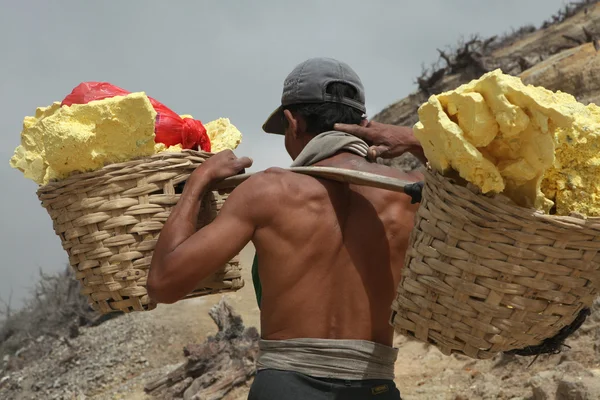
[203,117,242,153]
[10,93,157,185]
[414,69,600,216]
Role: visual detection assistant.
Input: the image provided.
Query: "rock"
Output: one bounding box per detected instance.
[532,385,552,400]
[556,378,590,400]
[520,43,600,105]
[528,364,600,400]
[529,373,557,400]
[0,376,9,389]
[555,373,600,400]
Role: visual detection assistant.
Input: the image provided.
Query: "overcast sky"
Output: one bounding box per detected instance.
[0,0,568,308]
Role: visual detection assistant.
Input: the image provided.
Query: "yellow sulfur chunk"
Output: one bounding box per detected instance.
[414,96,504,194]
[10,102,62,184]
[204,117,242,153]
[10,93,157,185]
[171,115,243,153]
[10,95,245,186]
[154,143,183,153]
[414,69,600,216]
[466,77,530,138]
[438,91,498,147]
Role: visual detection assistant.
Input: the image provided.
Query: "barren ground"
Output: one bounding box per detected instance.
[2,244,599,400]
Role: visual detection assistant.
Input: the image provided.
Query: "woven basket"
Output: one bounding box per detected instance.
[36,150,244,314]
[391,168,600,359]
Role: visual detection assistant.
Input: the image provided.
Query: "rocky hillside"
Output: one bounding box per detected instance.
[375,0,600,171]
[374,0,600,127]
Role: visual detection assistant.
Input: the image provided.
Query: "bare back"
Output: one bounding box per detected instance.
[251,154,421,347]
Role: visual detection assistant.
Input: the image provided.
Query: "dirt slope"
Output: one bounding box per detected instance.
[2,244,599,400]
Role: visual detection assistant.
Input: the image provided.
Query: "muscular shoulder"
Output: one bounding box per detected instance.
[221,167,322,221]
[246,167,325,195]
[361,162,423,183]
[239,167,300,194]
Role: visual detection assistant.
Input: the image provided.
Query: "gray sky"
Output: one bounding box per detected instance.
[0,0,567,308]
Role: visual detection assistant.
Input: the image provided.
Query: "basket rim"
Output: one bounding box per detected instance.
[425,167,600,228]
[37,149,213,194]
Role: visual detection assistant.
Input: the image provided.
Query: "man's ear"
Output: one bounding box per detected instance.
[283,109,299,138]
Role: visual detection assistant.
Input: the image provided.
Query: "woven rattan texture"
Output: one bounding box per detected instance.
[36,150,243,314]
[391,169,600,359]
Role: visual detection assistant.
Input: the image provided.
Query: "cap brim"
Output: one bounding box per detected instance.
[262,105,286,135]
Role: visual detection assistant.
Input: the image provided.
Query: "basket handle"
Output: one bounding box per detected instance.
[212,166,424,204]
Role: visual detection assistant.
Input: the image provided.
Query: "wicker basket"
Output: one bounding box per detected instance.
[36,150,244,314]
[391,168,600,359]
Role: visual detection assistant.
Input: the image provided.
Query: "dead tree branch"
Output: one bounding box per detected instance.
[144,298,259,400]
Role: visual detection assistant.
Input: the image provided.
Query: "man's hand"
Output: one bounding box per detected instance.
[334,121,427,163]
[192,150,253,184]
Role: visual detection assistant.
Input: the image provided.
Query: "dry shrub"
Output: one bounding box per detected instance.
[0,266,119,368]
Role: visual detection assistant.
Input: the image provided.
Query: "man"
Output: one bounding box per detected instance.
[148,57,424,399]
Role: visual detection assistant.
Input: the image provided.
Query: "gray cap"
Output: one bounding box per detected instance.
[262,57,366,135]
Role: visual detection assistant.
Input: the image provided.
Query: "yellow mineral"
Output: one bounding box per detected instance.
[10,102,62,184]
[413,95,504,194]
[10,93,157,185]
[414,69,600,216]
[154,143,183,153]
[204,118,242,153]
[10,91,244,186]
[179,114,243,152]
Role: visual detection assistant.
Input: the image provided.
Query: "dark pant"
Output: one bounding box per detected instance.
[248,369,402,400]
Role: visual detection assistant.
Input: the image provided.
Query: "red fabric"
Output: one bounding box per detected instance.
[61,82,210,152]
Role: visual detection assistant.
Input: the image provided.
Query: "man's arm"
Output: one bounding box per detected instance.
[147,150,254,304]
[334,121,427,164]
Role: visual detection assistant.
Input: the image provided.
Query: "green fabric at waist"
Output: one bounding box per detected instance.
[251,253,262,309]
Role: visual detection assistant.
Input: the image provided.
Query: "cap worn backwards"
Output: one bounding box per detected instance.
[262,57,366,135]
